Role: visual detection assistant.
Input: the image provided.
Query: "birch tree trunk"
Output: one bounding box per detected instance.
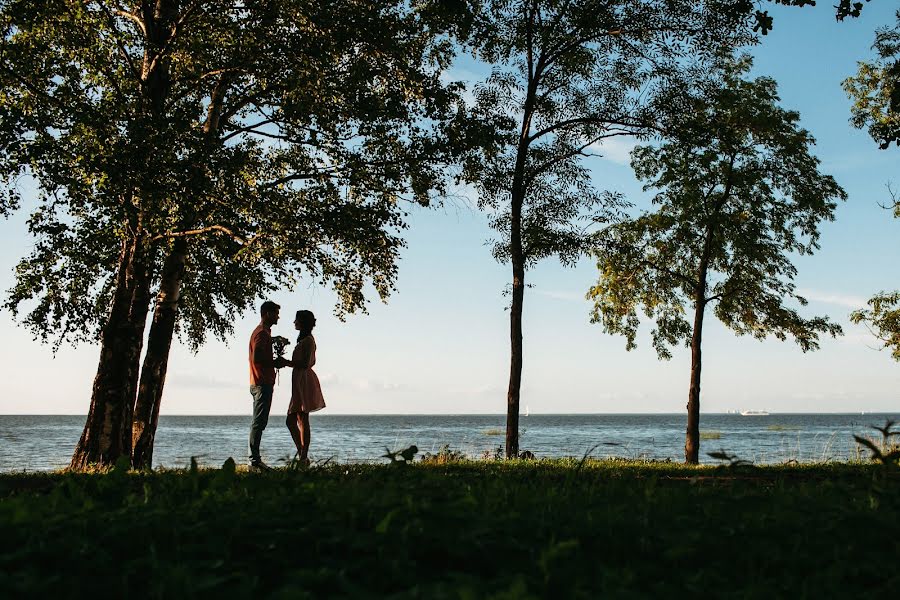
[131,237,187,469]
[71,229,154,469]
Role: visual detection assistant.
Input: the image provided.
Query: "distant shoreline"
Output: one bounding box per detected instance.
[2,412,898,418]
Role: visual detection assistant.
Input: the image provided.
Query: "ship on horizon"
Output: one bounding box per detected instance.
[740,409,770,416]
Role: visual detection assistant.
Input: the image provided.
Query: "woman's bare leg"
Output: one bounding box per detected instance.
[286,413,303,456]
[299,412,311,463]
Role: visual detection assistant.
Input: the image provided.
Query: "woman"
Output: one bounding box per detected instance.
[284,309,326,465]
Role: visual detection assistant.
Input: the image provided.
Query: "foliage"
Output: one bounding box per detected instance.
[834,0,875,21]
[750,1,873,36]
[844,10,900,149]
[589,56,845,360]
[853,420,900,467]
[1,460,898,597]
[465,0,752,271]
[382,444,419,464]
[851,290,900,360]
[420,444,466,464]
[707,450,753,467]
[0,0,464,350]
[844,17,900,360]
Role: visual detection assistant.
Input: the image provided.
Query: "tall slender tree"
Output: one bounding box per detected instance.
[462,0,752,457]
[0,1,468,468]
[589,57,845,463]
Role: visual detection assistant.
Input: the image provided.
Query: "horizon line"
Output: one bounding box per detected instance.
[2,411,897,417]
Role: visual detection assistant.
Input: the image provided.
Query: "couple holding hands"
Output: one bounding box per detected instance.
[248,301,326,470]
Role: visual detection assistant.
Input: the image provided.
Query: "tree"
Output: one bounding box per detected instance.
[588,57,845,464]
[461,0,753,458]
[843,14,900,360]
[0,0,466,468]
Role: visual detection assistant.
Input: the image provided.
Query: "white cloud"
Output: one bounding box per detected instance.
[796,288,868,309]
[533,289,587,303]
[588,137,639,166]
[350,378,405,393]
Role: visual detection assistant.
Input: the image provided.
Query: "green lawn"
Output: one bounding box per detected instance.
[1,459,898,598]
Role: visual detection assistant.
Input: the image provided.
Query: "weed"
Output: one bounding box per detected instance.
[854,420,900,468]
[481,446,504,460]
[420,445,466,464]
[382,445,418,465]
[707,450,752,467]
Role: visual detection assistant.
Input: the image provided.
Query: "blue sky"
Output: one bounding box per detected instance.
[0,3,897,415]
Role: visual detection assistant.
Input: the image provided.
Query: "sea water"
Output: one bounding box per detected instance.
[1,413,897,472]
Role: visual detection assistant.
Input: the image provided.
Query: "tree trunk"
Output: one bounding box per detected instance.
[70,230,154,469]
[130,59,231,468]
[685,228,714,465]
[132,238,187,469]
[505,122,533,458]
[506,259,525,459]
[684,296,706,465]
[504,52,538,458]
[505,135,530,457]
[70,0,179,470]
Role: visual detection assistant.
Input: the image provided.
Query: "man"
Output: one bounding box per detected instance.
[248,300,286,471]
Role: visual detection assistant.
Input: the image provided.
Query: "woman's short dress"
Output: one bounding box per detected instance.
[288,335,326,414]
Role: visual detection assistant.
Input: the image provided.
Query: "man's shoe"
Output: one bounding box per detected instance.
[249,460,272,472]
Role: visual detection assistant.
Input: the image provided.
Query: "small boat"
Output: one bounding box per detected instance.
[740,410,770,416]
[524,405,530,417]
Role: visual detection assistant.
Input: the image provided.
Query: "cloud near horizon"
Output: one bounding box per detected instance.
[796,289,868,310]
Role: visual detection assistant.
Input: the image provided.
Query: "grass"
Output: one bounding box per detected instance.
[767,424,802,431]
[1,458,899,597]
[699,430,722,440]
[481,428,504,436]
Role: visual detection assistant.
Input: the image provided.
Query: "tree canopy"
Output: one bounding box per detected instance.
[1,0,462,348]
[844,10,900,149]
[590,57,845,357]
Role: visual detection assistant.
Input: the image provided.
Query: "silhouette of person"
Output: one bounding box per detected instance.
[248,300,287,471]
[283,310,326,465]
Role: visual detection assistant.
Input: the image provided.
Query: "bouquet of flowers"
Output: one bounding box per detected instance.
[272,336,291,384]
[272,336,291,364]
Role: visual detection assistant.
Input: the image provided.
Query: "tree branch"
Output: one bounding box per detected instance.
[144,2,202,79]
[525,129,637,186]
[152,225,248,244]
[94,2,141,80]
[528,116,654,143]
[112,8,147,37]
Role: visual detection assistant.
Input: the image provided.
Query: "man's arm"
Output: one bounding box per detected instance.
[251,330,275,369]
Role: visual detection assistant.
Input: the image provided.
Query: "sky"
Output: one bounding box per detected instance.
[0,3,897,416]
